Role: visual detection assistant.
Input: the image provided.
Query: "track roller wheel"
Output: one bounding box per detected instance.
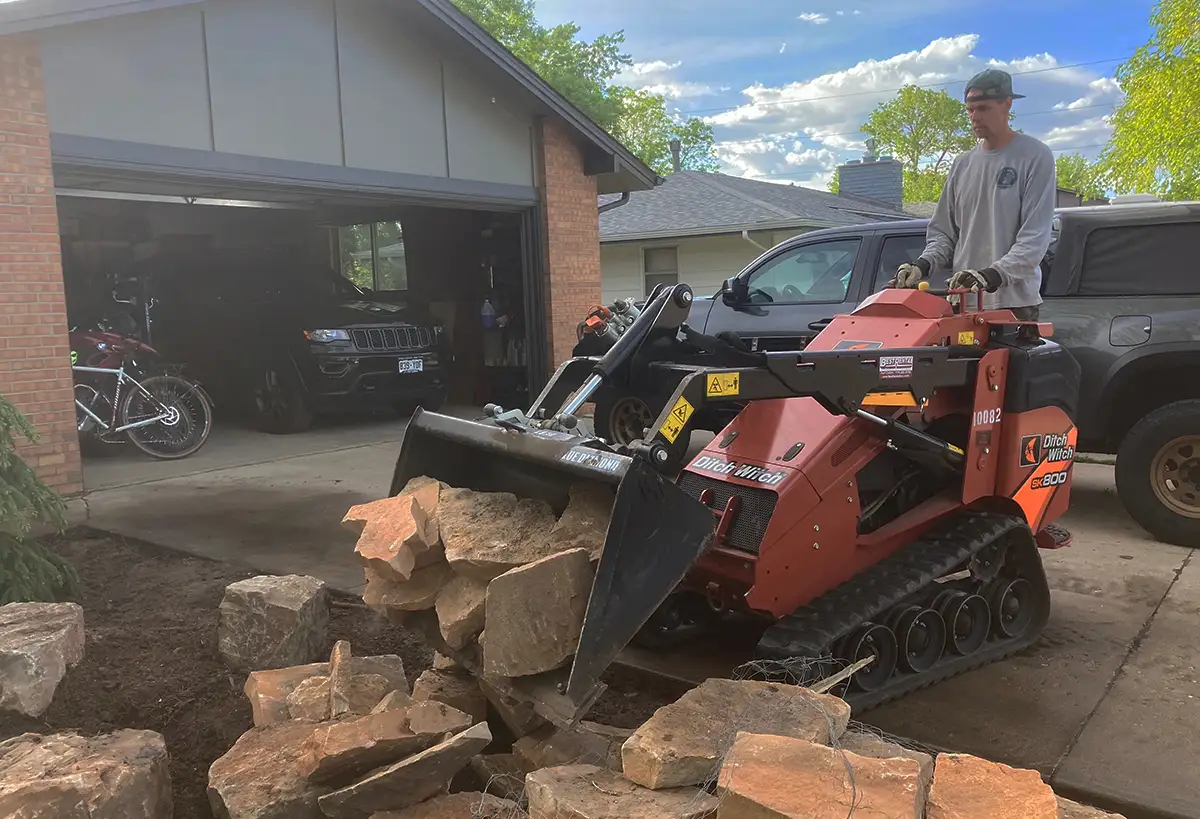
[938,592,991,655]
[895,606,946,672]
[842,623,898,692]
[988,577,1036,639]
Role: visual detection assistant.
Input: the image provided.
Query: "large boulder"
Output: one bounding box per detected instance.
[620,678,851,790]
[927,753,1057,819]
[434,574,487,650]
[0,601,85,717]
[317,722,493,818]
[368,791,520,818]
[412,670,488,725]
[524,764,717,819]
[345,478,444,582]
[299,709,442,788]
[208,719,330,819]
[717,731,925,818]
[245,662,328,726]
[218,574,328,672]
[481,548,594,678]
[837,729,934,797]
[363,564,454,613]
[0,729,171,819]
[514,722,631,773]
[548,482,615,560]
[439,488,559,581]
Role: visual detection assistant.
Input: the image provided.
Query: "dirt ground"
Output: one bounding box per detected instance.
[0,529,677,818]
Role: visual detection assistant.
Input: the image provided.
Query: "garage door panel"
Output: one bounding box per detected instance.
[40,6,213,151]
[204,0,342,166]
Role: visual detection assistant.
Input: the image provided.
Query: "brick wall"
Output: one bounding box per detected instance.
[537,118,602,368]
[0,35,82,494]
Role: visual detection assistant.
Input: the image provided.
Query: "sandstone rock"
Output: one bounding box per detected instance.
[470,754,527,802]
[413,670,488,724]
[218,574,328,672]
[329,640,353,717]
[317,722,493,818]
[514,721,631,772]
[0,601,85,717]
[435,574,487,650]
[349,655,409,694]
[300,710,440,788]
[549,482,615,560]
[287,675,332,721]
[717,731,923,819]
[1058,796,1127,819]
[432,652,461,672]
[525,764,718,819]
[477,676,548,738]
[372,690,413,714]
[346,495,427,582]
[245,662,328,726]
[928,754,1057,819]
[364,563,454,613]
[837,728,934,797]
[439,488,559,581]
[482,548,594,677]
[621,678,851,790]
[407,700,473,737]
[209,719,330,819]
[0,729,171,819]
[369,791,520,819]
[339,655,409,715]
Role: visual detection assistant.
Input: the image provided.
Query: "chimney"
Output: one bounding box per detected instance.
[669,139,682,173]
[836,154,903,210]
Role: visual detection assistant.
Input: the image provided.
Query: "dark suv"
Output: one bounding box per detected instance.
[119,248,447,433]
[586,202,1200,546]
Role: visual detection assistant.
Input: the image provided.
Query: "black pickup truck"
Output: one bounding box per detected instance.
[584,200,1200,547]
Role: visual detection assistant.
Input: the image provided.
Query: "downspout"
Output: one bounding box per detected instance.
[598,192,631,214]
[742,229,769,251]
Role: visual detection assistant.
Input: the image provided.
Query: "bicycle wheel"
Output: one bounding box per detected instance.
[120,374,214,460]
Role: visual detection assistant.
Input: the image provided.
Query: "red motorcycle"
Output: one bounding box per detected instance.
[70,313,213,459]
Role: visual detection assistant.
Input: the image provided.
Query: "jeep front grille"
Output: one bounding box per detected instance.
[351,327,432,351]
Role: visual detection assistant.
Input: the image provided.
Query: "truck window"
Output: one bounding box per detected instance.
[746,238,861,304]
[872,234,928,293]
[1080,222,1200,295]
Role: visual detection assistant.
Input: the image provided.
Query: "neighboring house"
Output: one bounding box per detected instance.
[598,170,910,303]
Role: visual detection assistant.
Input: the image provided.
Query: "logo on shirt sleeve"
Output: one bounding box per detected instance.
[997,167,1018,189]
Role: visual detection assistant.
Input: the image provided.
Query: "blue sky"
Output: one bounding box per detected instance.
[536,0,1155,187]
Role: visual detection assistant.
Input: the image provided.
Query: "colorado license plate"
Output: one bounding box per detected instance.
[398,358,423,374]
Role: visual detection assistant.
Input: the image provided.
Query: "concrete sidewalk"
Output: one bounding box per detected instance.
[78,433,1198,819]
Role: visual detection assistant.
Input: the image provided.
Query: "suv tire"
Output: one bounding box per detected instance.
[1115,399,1200,547]
[251,361,313,434]
[593,387,689,473]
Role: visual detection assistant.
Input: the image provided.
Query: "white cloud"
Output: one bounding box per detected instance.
[1041,115,1113,148]
[640,81,720,99]
[629,60,682,75]
[798,12,830,24]
[779,43,788,54]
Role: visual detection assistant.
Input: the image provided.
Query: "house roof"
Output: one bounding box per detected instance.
[599,170,910,243]
[0,0,660,195]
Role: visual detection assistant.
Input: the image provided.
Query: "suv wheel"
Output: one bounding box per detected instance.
[251,363,313,434]
[593,388,689,472]
[1116,399,1200,547]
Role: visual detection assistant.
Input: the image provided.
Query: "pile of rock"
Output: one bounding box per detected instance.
[0,601,85,717]
[343,475,613,682]
[209,639,521,819]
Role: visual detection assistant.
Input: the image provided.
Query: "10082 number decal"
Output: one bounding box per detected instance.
[972,408,1002,427]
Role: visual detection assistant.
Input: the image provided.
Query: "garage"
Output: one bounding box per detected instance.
[0,0,658,493]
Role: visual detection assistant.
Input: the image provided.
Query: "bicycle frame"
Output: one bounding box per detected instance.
[73,363,177,434]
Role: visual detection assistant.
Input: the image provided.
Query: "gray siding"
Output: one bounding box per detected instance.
[39,0,535,188]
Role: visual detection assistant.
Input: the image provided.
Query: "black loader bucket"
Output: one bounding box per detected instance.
[390,407,716,725]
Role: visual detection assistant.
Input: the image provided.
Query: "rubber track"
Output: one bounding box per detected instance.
[754,508,1051,713]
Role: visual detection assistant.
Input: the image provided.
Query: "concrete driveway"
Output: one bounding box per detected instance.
[77,421,1197,819]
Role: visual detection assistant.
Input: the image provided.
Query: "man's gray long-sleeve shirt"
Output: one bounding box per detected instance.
[920,133,1057,309]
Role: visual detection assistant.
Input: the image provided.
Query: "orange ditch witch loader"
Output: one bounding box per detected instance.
[390,282,1081,724]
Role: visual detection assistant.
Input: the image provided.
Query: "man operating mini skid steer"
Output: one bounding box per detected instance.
[890,69,1057,320]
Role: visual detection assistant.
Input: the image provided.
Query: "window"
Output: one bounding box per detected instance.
[644,246,678,296]
[1079,222,1200,296]
[338,221,408,291]
[872,234,929,293]
[746,238,860,303]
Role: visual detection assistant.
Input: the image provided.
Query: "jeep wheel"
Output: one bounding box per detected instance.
[593,388,689,472]
[1116,399,1200,547]
[251,363,313,434]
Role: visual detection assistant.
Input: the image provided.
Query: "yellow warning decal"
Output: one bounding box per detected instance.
[862,390,918,407]
[949,444,965,455]
[659,396,695,443]
[706,372,741,397]
[957,331,976,345]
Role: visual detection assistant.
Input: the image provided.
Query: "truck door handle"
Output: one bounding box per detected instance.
[808,318,833,331]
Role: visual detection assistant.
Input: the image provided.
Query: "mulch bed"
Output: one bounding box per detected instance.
[0,528,678,818]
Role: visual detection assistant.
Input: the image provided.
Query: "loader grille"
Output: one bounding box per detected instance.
[678,472,778,555]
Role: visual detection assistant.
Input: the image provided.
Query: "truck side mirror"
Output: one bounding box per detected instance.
[721,276,748,305]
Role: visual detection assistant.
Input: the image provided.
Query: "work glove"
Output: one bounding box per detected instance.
[886,258,931,289]
[947,267,1003,293]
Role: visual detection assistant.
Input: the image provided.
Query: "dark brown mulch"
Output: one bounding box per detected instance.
[0,528,433,819]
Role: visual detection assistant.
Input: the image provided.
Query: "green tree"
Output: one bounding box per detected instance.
[0,394,79,604]
[1095,0,1200,199]
[1055,152,1106,200]
[452,0,717,175]
[862,85,977,179]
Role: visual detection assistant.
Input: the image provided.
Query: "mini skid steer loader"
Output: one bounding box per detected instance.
[389,281,1081,725]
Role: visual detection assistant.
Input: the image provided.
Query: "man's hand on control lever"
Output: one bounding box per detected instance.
[886,258,930,289]
[947,267,1003,293]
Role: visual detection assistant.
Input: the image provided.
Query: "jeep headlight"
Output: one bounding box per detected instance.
[304,329,350,343]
